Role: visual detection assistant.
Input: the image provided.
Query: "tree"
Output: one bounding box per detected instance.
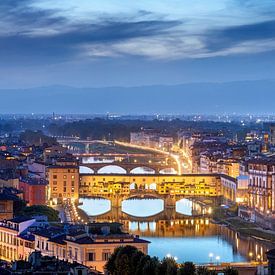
[105,247,120,274]
[141,256,159,275]
[20,130,56,146]
[158,257,177,275]
[177,262,196,275]
[196,266,217,275]
[105,246,146,275]
[16,205,59,222]
[223,267,238,275]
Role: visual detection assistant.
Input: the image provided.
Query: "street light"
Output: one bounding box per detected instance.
[215,256,220,265]
[208,253,214,263]
[249,252,253,261]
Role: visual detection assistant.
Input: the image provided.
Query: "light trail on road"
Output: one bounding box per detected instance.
[114,140,183,175]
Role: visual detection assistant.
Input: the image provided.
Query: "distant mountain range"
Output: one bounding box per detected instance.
[1,80,275,114]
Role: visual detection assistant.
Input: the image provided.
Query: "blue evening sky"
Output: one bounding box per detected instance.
[1,0,275,88]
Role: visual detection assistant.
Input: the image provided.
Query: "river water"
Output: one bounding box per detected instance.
[78,197,274,264]
[78,156,274,264]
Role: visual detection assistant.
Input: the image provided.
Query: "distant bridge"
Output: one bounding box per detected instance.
[80,161,178,174]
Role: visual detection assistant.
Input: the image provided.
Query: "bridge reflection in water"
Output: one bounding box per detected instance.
[79,198,274,264]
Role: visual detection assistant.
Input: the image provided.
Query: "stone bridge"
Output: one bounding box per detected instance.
[80,162,178,174]
[85,198,211,222]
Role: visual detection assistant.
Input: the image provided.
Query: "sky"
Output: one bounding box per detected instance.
[1,0,275,88]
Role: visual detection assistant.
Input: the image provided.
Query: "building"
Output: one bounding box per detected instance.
[130,130,173,150]
[0,189,21,220]
[0,217,36,262]
[158,136,174,151]
[47,163,79,204]
[33,222,149,272]
[43,145,67,163]
[0,251,96,275]
[0,217,149,273]
[27,161,46,179]
[19,177,47,206]
[247,157,275,215]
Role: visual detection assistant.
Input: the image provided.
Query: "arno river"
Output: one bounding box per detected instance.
[78,158,274,264]
[79,197,273,264]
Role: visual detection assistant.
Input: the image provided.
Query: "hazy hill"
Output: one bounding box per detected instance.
[0,80,274,114]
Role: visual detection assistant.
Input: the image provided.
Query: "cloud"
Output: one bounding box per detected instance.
[1,0,275,65]
[0,0,65,34]
[205,20,275,52]
[0,19,181,64]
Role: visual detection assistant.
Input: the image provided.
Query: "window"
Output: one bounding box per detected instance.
[53,175,57,179]
[102,252,111,261]
[87,252,95,261]
[71,175,75,179]
[53,181,57,185]
[63,181,67,186]
[75,248,78,260]
[63,175,67,179]
[63,187,66,192]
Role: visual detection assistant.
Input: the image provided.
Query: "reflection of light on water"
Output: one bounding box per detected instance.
[146,237,246,264]
[139,222,148,232]
[149,222,156,232]
[129,221,157,233]
[78,198,270,264]
[79,198,111,216]
[129,221,139,231]
[122,199,164,217]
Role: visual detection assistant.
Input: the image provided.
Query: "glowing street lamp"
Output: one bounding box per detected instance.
[215,256,220,265]
[249,252,253,261]
[209,253,214,263]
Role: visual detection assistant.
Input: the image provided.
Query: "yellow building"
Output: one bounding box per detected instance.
[33,223,149,272]
[0,217,35,262]
[80,174,221,197]
[47,164,79,204]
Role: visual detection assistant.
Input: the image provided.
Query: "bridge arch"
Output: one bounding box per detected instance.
[79,166,94,174]
[122,197,164,217]
[78,197,111,216]
[97,165,127,174]
[130,166,155,174]
[159,167,177,174]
